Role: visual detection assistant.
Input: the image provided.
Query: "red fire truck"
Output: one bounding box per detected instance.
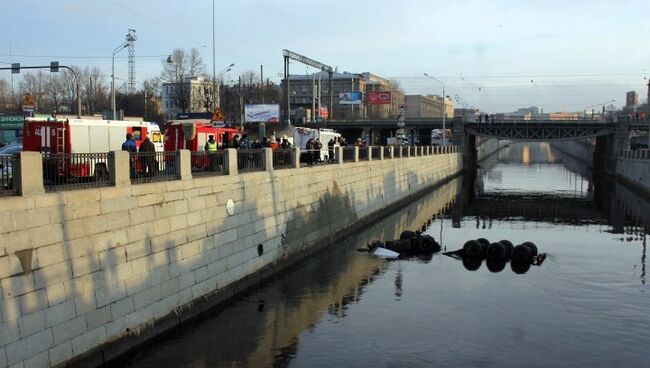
[164,120,240,169]
[23,117,163,179]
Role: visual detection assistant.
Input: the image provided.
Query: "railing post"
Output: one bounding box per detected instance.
[177,149,191,179]
[336,146,344,165]
[379,146,384,160]
[225,148,238,175]
[406,146,411,157]
[293,148,301,168]
[16,151,45,196]
[354,146,359,162]
[109,150,131,187]
[367,146,373,161]
[389,146,394,159]
[397,146,402,158]
[263,148,274,171]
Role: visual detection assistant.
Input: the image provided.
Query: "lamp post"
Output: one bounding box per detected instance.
[215,63,234,108]
[111,41,128,120]
[424,72,447,145]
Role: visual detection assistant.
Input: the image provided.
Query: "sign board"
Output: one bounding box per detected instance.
[244,104,280,123]
[319,107,329,118]
[398,104,405,114]
[368,91,392,105]
[211,107,225,122]
[0,115,24,130]
[339,92,362,105]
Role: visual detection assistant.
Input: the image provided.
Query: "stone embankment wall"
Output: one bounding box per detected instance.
[0,146,462,368]
[477,138,509,162]
[616,150,650,195]
[550,140,595,167]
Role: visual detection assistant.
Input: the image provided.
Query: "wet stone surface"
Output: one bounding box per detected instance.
[125,142,650,368]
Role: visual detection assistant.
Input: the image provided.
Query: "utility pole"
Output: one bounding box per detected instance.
[260,64,264,104]
[238,76,243,130]
[212,0,216,111]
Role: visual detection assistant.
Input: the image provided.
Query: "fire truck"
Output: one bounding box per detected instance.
[23,117,163,180]
[164,120,241,169]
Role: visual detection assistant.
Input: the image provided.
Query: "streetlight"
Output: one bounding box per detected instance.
[111,41,128,120]
[424,72,447,145]
[215,63,234,108]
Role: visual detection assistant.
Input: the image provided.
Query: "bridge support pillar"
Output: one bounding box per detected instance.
[451,118,477,170]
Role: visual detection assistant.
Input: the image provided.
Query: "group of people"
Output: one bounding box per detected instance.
[121,133,158,177]
[477,114,496,124]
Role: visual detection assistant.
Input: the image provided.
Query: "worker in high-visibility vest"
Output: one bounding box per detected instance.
[204,135,218,171]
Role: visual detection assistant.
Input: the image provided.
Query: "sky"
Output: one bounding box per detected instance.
[1,0,649,113]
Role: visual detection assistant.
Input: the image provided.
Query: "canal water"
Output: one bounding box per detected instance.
[124,142,650,368]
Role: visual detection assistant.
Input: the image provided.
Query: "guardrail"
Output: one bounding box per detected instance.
[0,154,18,196]
[371,146,381,160]
[343,147,356,163]
[191,151,227,176]
[383,146,392,159]
[42,152,112,192]
[358,147,369,161]
[620,149,650,160]
[130,152,179,184]
[237,149,265,172]
[273,149,294,169]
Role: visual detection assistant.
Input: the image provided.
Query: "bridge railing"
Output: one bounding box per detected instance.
[620,149,650,160]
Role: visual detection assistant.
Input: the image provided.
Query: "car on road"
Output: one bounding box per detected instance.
[0,143,22,189]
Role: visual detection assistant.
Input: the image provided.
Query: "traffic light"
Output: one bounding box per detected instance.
[50,61,59,73]
[11,63,19,74]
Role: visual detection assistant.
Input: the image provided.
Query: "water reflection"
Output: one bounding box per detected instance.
[125,177,460,368]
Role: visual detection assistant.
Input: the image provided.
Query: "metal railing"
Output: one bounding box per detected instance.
[191,151,226,176]
[42,152,112,192]
[273,149,294,169]
[237,149,265,172]
[371,146,381,160]
[383,146,392,159]
[0,154,18,196]
[130,151,179,184]
[343,147,356,163]
[358,147,369,161]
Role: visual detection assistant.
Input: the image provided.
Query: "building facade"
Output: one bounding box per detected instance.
[404,94,454,119]
[626,91,639,108]
[162,76,217,120]
[284,71,404,122]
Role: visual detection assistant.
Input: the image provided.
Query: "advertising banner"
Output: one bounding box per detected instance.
[244,104,280,123]
[339,92,362,105]
[368,91,392,105]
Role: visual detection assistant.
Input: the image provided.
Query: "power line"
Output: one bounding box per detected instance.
[0,52,166,59]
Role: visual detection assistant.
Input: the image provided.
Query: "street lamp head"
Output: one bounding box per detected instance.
[166,55,173,64]
[229,63,235,68]
[423,72,429,77]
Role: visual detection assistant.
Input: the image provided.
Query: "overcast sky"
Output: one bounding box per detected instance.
[1,0,649,113]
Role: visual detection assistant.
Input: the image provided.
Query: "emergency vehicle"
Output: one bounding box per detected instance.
[23,117,163,179]
[164,120,240,169]
[293,127,341,162]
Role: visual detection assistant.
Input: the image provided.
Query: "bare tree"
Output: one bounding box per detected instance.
[0,79,14,111]
[19,71,48,111]
[160,48,205,115]
[60,66,81,114]
[81,67,108,114]
[45,74,64,113]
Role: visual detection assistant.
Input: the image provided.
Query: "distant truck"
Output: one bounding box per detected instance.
[23,117,164,180]
[164,120,240,170]
[293,127,341,162]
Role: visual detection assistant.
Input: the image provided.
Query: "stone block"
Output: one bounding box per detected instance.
[1,297,21,322]
[44,299,76,328]
[129,207,155,225]
[74,293,97,316]
[0,255,23,279]
[133,286,162,310]
[137,194,164,207]
[70,326,106,359]
[5,328,53,366]
[51,315,87,346]
[104,317,127,339]
[94,283,126,309]
[0,320,19,346]
[110,297,135,320]
[13,209,50,232]
[1,274,34,300]
[18,310,46,338]
[48,341,73,367]
[33,261,71,290]
[45,283,66,307]
[16,152,45,196]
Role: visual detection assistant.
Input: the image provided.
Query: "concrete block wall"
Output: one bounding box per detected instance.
[0,149,462,368]
[616,150,650,195]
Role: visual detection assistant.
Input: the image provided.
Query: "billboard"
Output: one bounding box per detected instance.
[244,104,280,123]
[368,91,392,105]
[339,92,362,105]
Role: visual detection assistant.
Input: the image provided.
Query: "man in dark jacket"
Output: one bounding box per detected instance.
[138,135,157,176]
[121,133,137,152]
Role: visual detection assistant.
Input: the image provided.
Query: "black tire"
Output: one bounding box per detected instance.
[387,238,414,252]
[486,242,506,260]
[418,235,441,253]
[463,256,482,271]
[400,230,418,240]
[512,244,533,263]
[486,257,507,273]
[521,242,538,256]
[463,240,482,258]
[476,238,490,258]
[499,240,514,260]
[511,259,532,274]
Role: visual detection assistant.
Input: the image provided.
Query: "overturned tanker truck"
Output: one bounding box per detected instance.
[367,230,442,258]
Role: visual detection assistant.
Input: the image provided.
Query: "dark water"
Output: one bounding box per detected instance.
[125,142,650,368]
